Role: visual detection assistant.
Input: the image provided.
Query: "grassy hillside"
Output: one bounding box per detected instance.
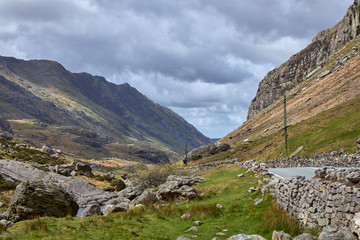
[0,165,308,240]
[0,56,212,162]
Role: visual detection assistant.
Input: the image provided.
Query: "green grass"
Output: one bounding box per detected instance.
[204,95,360,163]
[0,165,307,240]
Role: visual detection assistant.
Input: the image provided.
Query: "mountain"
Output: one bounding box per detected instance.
[0,56,211,162]
[247,0,360,120]
[191,0,360,163]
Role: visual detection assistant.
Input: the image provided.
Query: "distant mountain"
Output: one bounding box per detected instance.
[0,56,211,162]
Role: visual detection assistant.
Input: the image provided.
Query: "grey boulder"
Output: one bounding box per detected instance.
[81,204,102,217]
[156,175,205,201]
[272,231,292,240]
[102,203,129,216]
[6,180,79,222]
[227,234,267,240]
[118,186,144,200]
[318,226,357,240]
[293,233,315,240]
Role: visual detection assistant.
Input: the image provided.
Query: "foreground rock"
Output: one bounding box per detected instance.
[317,226,357,240]
[293,233,315,240]
[6,180,79,222]
[156,175,206,201]
[0,160,115,207]
[102,203,129,216]
[272,231,291,240]
[227,234,267,240]
[81,204,102,217]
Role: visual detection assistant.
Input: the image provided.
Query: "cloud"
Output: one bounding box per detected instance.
[0,0,353,137]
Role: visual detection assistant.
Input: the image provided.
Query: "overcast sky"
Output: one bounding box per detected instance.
[0,0,353,138]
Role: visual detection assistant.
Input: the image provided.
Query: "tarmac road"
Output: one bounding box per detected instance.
[268,167,321,179]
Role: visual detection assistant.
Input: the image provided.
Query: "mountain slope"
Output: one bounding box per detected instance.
[247,0,360,119]
[190,0,360,164]
[0,56,211,161]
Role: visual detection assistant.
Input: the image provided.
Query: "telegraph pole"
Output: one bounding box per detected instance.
[183,142,188,165]
[284,93,289,157]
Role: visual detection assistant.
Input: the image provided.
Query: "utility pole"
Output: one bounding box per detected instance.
[284,93,289,157]
[183,142,188,165]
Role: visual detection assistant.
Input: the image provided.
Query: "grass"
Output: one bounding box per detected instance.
[203,95,360,163]
[0,165,308,240]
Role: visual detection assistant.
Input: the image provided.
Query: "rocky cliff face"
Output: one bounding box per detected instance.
[247,0,360,119]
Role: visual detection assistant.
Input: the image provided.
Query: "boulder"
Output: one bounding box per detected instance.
[102,203,129,216]
[131,189,158,204]
[346,172,360,184]
[75,163,93,176]
[293,234,315,240]
[318,226,357,240]
[55,164,75,177]
[104,196,130,206]
[227,234,267,240]
[118,186,144,200]
[0,160,110,207]
[156,175,205,201]
[351,212,360,237]
[6,180,79,222]
[185,226,201,232]
[272,231,292,240]
[0,118,12,133]
[81,204,102,217]
[176,237,191,240]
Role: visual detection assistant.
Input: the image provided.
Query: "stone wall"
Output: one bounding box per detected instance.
[272,169,360,230]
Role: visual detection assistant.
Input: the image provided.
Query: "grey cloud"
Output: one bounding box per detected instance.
[0,0,353,137]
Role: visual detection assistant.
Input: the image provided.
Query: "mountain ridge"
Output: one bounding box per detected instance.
[0,55,212,162]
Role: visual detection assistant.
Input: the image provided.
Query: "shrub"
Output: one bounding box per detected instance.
[131,164,189,190]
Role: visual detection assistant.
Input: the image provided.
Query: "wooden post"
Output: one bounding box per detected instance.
[183,142,188,165]
[284,93,289,157]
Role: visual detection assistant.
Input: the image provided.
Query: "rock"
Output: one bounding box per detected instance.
[293,233,315,240]
[346,172,360,184]
[237,174,245,178]
[0,118,12,133]
[181,213,191,219]
[131,188,158,204]
[254,199,263,206]
[227,234,267,240]
[81,204,102,217]
[102,203,129,216]
[75,163,93,176]
[248,187,256,193]
[187,143,231,161]
[77,192,118,208]
[0,160,105,206]
[216,204,223,209]
[272,231,292,240]
[118,186,144,200]
[41,145,55,155]
[318,226,357,240]
[55,164,75,177]
[318,70,331,79]
[156,175,205,201]
[212,238,221,240]
[6,180,79,222]
[217,232,226,236]
[104,196,130,206]
[0,202,4,208]
[193,221,203,226]
[0,219,14,228]
[351,212,360,237]
[185,226,201,232]
[176,237,191,240]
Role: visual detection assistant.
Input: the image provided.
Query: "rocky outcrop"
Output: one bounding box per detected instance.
[6,180,79,222]
[156,175,205,201]
[187,143,230,161]
[0,160,116,207]
[247,0,360,119]
[0,117,12,133]
[272,231,292,240]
